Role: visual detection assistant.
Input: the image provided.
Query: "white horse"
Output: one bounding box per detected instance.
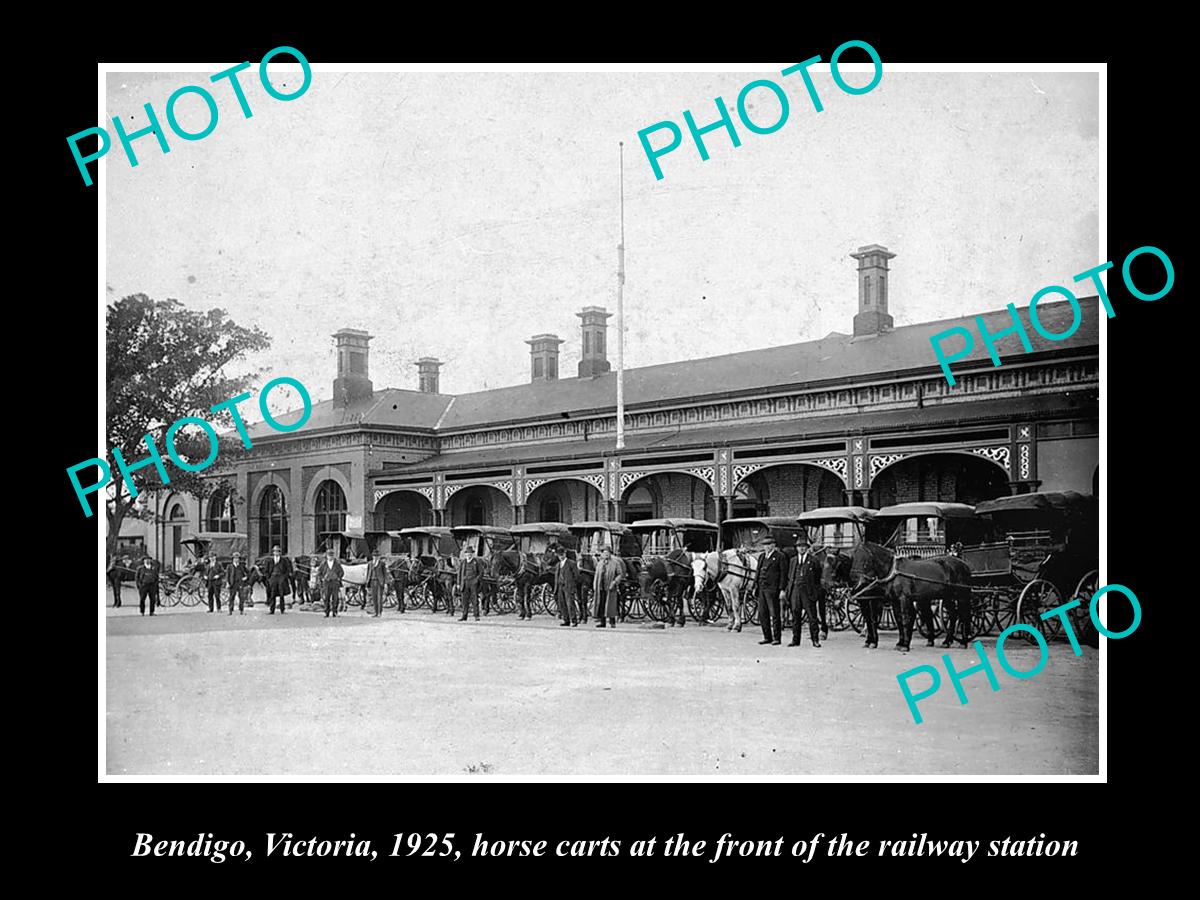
[309,559,371,610]
[692,550,758,633]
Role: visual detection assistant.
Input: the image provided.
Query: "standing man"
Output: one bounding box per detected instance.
[365,548,392,618]
[107,553,126,608]
[205,554,225,613]
[317,548,344,618]
[263,545,293,615]
[457,545,486,622]
[224,551,250,616]
[784,541,823,649]
[757,537,786,646]
[592,545,623,629]
[552,547,580,627]
[135,557,159,617]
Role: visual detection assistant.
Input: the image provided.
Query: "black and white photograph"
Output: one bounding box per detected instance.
[98,62,1102,779]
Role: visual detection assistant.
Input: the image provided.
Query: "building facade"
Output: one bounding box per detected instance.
[120,245,1099,564]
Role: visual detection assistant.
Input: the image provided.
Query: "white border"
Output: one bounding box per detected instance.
[98,60,1107,784]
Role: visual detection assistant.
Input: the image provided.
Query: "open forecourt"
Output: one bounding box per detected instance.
[105,599,1097,776]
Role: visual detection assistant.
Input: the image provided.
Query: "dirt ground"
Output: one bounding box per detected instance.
[104,591,1099,777]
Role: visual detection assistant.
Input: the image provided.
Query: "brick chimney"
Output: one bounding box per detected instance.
[332,328,374,407]
[577,306,612,377]
[415,357,442,394]
[850,244,896,337]
[526,334,563,382]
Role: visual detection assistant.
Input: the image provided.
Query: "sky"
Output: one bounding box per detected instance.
[105,67,1099,415]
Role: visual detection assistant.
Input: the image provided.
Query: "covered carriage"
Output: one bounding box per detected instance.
[450,525,517,614]
[795,506,880,631]
[717,517,802,628]
[163,532,249,607]
[630,518,719,623]
[965,491,1099,643]
[398,526,459,612]
[568,521,644,620]
[504,522,578,616]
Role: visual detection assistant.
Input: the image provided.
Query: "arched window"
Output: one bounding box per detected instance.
[315,480,348,538]
[206,490,235,533]
[539,496,563,523]
[259,486,288,556]
[624,483,654,522]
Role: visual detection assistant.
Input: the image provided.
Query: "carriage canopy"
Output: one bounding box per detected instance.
[568,521,643,558]
[450,525,516,558]
[509,522,578,554]
[629,518,718,555]
[719,516,804,551]
[874,502,987,557]
[795,506,879,549]
[398,526,459,559]
[180,532,249,563]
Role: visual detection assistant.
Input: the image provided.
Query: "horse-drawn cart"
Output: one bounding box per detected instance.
[398,526,459,613]
[795,506,879,632]
[164,532,249,607]
[450,525,517,614]
[568,521,644,620]
[966,491,1099,643]
[501,522,578,617]
[630,518,718,624]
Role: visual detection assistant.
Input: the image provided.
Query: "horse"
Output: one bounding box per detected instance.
[290,556,312,605]
[639,548,695,626]
[848,542,973,651]
[691,549,758,633]
[493,548,556,619]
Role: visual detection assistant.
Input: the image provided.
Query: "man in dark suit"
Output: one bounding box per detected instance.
[457,544,486,622]
[205,555,225,613]
[592,545,623,628]
[756,537,786,646]
[263,545,293,615]
[552,547,580,627]
[365,548,392,617]
[224,551,250,615]
[135,557,159,616]
[316,548,344,618]
[784,541,823,648]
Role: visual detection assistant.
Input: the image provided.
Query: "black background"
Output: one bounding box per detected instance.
[32,16,1181,885]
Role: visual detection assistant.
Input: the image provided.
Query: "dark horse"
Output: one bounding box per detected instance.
[849,542,973,651]
[638,549,697,626]
[492,549,559,619]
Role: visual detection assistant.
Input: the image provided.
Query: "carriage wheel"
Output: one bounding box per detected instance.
[383,584,398,610]
[1070,569,1099,647]
[825,586,851,631]
[969,593,992,640]
[846,597,863,634]
[529,583,550,615]
[621,584,644,622]
[344,584,364,612]
[495,577,517,614]
[991,589,1019,633]
[688,586,722,624]
[1015,580,1065,641]
[179,575,205,608]
[915,599,944,640]
[745,588,760,626]
[643,580,671,623]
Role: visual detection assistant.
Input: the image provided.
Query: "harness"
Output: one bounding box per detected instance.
[849,552,965,600]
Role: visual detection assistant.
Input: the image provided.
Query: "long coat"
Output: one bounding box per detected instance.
[592,557,624,619]
[783,548,821,608]
[263,555,293,596]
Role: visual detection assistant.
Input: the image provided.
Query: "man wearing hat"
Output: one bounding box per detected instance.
[457,544,487,621]
[783,540,822,649]
[224,551,251,615]
[204,554,226,613]
[756,536,787,646]
[592,545,623,628]
[364,547,392,618]
[316,547,345,617]
[262,545,293,615]
[551,546,581,627]
[135,556,160,616]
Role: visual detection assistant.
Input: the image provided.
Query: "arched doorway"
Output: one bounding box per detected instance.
[258,485,289,556]
[730,464,843,517]
[446,484,513,527]
[621,472,715,524]
[377,490,434,530]
[168,502,188,572]
[870,452,1009,508]
[526,478,604,524]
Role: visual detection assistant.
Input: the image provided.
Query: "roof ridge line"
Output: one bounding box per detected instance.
[434,395,456,430]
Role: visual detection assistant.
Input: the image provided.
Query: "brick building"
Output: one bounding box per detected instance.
[122,244,1099,567]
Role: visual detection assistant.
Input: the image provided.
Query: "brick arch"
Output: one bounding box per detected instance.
[525,478,604,524]
[248,476,292,520]
[620,470,715,523]
[870,451,1010,508]
[373,487,432,510]
[733,462,844,516]
[375,490,435,530]
[303,468,353,517]
[732,460,847,493]
[445,483,513,527]
[870,448,1009,483]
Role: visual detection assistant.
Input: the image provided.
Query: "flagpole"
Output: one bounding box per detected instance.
[616,141,626,451]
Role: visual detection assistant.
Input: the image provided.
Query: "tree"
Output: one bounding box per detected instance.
[105,294,271,559]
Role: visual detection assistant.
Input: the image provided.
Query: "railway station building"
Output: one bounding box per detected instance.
[121,245,1099,568]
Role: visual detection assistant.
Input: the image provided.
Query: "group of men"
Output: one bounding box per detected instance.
[753,536,825,649]
[545,544,622,628]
